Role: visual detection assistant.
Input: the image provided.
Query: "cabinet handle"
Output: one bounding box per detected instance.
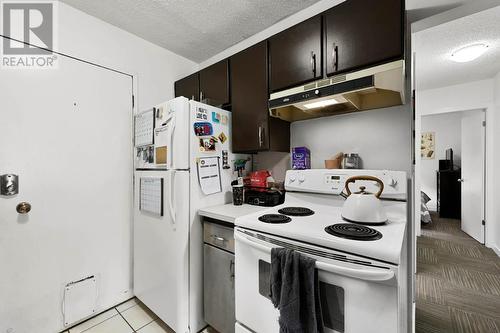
[310,51,316,76]
[258,126,263,147]
[230,260,235,280]
[199,91,204,101]
[332,43,339,72]
[212,234,227,243]
[258,126,265,147]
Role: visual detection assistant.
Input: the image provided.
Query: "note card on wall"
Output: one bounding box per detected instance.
[140,178,163,216]
[135,109,155,147]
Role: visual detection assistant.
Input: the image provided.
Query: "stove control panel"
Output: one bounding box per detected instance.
[324,174,346,193]
[285,169,407,199]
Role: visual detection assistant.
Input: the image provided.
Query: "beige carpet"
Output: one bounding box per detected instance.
[416,213,500,333]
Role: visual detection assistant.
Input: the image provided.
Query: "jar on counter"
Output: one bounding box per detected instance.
[342,153,361,169]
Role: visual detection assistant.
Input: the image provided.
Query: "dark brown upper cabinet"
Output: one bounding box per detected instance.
[199,59,230,107]
[268,15,322,92]
[325,0,403,76]
[174,73,199,101]
[231,42,290,153]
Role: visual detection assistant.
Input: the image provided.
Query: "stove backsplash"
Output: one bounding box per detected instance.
[253,105,411,182]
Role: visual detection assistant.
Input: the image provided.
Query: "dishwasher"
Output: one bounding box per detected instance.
[203,219,235,333]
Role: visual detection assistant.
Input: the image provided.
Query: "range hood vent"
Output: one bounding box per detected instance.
[269,60,405,122]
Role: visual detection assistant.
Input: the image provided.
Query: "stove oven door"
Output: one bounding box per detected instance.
[235,228,399,333]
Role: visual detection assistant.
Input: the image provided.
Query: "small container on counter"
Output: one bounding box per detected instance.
[291,146,311,170]
[325,152,344,169]
[342,153,361,169]
[232,184,244,206]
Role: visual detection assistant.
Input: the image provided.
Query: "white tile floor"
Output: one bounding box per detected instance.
[63,298,217,333]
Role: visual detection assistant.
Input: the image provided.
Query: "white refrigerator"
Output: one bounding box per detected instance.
[133,97,245,333]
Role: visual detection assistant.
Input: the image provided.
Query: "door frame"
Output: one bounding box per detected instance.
[409,0,499,253]
[414,105,491,246]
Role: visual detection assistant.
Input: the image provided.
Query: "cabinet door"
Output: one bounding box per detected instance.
[199,59,230,106]
[204,244,235,333]
[325,0,403,76]
[174,72,199,101]
[269,15,322,92]
[231,42,270,152]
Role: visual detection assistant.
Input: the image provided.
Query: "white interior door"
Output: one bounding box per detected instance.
[460,110,485,243]
[0,52,133,332]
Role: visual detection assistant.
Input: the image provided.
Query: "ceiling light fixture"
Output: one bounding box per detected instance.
[303,98,340,109]
[451,43,489,63]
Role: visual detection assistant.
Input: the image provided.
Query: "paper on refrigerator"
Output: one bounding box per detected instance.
[197,156,222,195]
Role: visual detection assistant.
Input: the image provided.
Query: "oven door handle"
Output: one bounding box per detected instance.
[315,261,394,281]
[235,232,395,282]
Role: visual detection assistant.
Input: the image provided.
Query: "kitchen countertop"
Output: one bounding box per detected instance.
[198,203,269,224]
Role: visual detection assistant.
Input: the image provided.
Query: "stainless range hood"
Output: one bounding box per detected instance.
[269,60,405,122]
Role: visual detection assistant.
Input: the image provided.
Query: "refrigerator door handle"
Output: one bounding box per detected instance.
[169,114,176,170]
[168,170,176,226]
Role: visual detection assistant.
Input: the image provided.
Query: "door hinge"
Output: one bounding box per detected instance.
[482,120,486,127]
[482,220,486,225]
[132,95,135,108]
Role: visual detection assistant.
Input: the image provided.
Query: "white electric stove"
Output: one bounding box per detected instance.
[234,169,409,333]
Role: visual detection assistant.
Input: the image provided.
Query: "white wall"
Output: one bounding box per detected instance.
[415,79,498,252]
[1,2,197,332]
[58,2,198,111]
[252,106,412,182]
[253,152,290,182]
[420,112,463,210]
[291,106,412,172]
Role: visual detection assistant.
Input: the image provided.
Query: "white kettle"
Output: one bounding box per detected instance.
[341,175,388,225]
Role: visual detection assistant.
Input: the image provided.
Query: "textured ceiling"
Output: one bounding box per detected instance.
[414,5,500,90]
[406,0,469,22]
[60,0,481,63]
[60,0,322,62]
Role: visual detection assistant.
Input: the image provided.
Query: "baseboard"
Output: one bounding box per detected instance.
[493,246,500,257]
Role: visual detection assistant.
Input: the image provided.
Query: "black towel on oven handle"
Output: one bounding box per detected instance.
[270,247,324,333]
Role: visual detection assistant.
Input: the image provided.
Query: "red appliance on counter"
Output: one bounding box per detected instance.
[247,170,271,189]
[244,170,285,207]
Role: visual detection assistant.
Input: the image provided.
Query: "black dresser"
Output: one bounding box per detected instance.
[437,169,461,219]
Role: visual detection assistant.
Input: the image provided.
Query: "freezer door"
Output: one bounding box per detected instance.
[133,170,190,332]
[154,97,190,170]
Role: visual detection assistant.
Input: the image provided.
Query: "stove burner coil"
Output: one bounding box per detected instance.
[325,223,382,241]
[258,214,292,224]
[277,207,315,217]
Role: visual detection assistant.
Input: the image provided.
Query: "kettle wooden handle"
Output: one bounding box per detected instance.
[345,176,384,198]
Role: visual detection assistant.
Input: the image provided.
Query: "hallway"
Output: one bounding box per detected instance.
[416,213,500,332]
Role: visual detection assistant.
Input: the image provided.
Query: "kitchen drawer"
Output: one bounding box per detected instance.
[204,221,234,253]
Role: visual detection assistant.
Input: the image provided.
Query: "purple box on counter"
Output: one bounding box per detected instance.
[291,147,311,170]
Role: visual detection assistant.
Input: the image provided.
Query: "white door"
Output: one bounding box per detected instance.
[0,53,133,332]
[460,110,485,243]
